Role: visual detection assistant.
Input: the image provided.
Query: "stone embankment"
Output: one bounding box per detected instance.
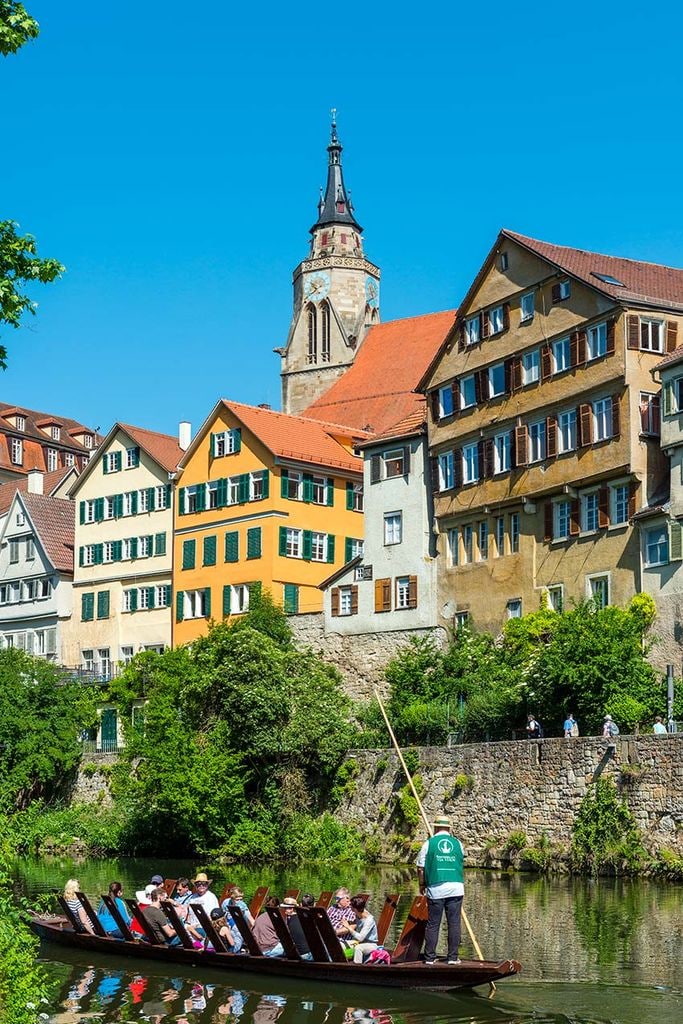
[337,735,683,862]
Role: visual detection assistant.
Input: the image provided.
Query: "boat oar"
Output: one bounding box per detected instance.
[373,687,496,996]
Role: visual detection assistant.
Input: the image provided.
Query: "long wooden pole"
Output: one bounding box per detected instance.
[374,688,495,995]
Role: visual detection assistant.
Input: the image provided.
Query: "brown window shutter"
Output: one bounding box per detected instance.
[453,448,463,488]
[569,499,581,535]
[509,428,517,470]
[511,356,522,392]
[606,318,616,354]
[374,579,384,613]
[627,314,640,349]
[451,380,460,413]
[611,394,621,437]
[628,481,638,519]
[641,321,649,348]
[546,416,557,458]
[639,395,648,433]
[402,446,411,474]
[458,324,466,352]
[504,357,512,393]
[477,439,486,475]
[483,438,494,478]
[551,282,561,304]
[541,343,552,381]
[429,456,440,494]
[370,454,381,484]
[474,371,483,404]
[350,586,359,615]
[598,486,609,528]
[331,588,340,617]
[503,303,510,330]
[544,501,553,542]
[570,332,578,367]
[652,393,661,435]
[514,424,528,467]
[577,330,587,364]
[382,578,392,612]
[579,403,592,446]
[408,575,418,609]
[430,391,440,423]
[480,312,489,340]
[667,320,678,353]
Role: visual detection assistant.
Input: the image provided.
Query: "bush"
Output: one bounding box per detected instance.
[571,779,646,874]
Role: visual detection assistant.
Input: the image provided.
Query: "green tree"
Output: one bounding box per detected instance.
[0,1,38,55]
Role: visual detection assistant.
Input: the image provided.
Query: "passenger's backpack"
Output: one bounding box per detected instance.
[609,722,620,737]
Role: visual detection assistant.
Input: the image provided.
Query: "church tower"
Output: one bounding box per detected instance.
[279,114,381,415]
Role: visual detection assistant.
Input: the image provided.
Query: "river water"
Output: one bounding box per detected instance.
[13,857,683,1024]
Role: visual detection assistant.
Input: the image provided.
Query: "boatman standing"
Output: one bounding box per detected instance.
[416,814,464,965]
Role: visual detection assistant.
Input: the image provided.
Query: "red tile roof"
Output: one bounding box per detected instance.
[20,493,75,574]
[304,310,456,437]
[222,401,365,473]
[0,467,77,516]
[0,401,100,476]
[119,423,184,473]
[504,230,683,310]
[361,401,427,446]
[654,345,683,372]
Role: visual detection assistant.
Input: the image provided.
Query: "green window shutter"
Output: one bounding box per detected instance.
[326,534,335,564]
[94,543,104,565]
[280,470,289,498]
[203,535,217,566]
[247,526,262,559]
[176,591,184,621]
[115,451,122,471]
[130,588,138,612]
[345,537,353,563]
[210,432,217,458]
[147,487,155,509]
[78,546,85,567]
[166,483,171,508]
[302,530,313,560]
[303,474,313,503]
[261,470,270,499]
[195,485,206,512]
[145,534,154,556]
[114,493,123,518]
[130,536,138,559]
[155,532,166,556]
[112,540,122,561]
[238,474,250,503]
[164,585,171,606]
[103,457,109,475]
[225,531,239,563]
[217,478,228,507]
[279,526,288,556]
[94,497,104,522]
[204,587,211,618]
[326,479,334,506]
[670,521,683,561]
[81,593,94,621]
[133,447,140,467]
[79,501,86,525]
[232,428,242,453]
[97,591,110,619]
[182,538,196,570]
[131,490,138,514]
[178,487,186,515]
[223,584,231,617]
[147,586,156,608]
[664,381,674,416]
[346,482,354,510]
[283,583,299,615]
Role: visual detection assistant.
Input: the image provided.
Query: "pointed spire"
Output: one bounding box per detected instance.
[310,110,362,234]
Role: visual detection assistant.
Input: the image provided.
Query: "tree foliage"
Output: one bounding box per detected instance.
[0,1,38,56]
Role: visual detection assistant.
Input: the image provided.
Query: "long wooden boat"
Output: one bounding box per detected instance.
[28,909,521,992]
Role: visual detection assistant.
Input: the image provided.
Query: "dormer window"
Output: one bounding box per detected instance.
[10,438,23,465]
[51,425,61,440]
[83,434,93,449]
[16,415,25,432]
[465,316,480,346]
[552,279,571,303]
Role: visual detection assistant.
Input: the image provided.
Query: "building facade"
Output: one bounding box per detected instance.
[423,230,678,633]
[279,116,380,415]
[0,402,98,483]
[66,423,182,675]
[173,399,365,645]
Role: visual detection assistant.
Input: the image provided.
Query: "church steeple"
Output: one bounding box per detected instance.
[311,111,362,234]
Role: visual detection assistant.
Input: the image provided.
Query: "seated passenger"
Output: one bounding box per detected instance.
[129,884,156,936]
[301,893,315,909]
[142,886,181,946]
[173,877,194,907]
[96,881,131,938]
[253,896,285,957]
[63,879,94,934]
[186,873,219,934]
[283,897,312,959]
[208,907,239,952]
[221,885,254,927]
[338,896,378,963]
[327,888,355,936]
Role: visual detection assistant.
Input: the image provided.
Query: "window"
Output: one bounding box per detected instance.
[500,252,509,271]
[230,584,250,615]
[494,432,511,474]
[462,443,479,484]
[207,480,219,509]
[9,582,20,603]
[554,500,571,540]
[228,476,241,505]
[553,336,570,374]
[203,535,217,566]
[83,434,93,449]
[10,438,22,465]
[587,322,607,360]
[47,448,58,471]
[520,292,535,322]
[286,528,302,558]
[523,349,540,385]
[81,650,94,672]
[16,415,25,432]
[588,574,609,608]
[155,484,168,509]
[447,527,459,566]
[547,586,563,613]
[81,593,94,622]
[593,397,612,442]
[103,451,121,473]
[321,303,331,362]
[552,279,571,302]
[212,428,241,457]
[384,449,406,477]
[82,544,95,566]
[465,316,480,346]
[558,410,577,453]
[26,538,35,560]
[507,599,522,619]
[463,524,473,563]
[384,512,402,545]
[495,516,505,556]
[307,304,317,363]
[126,446,140,469]
[98,649,111,679]
[489,305,504,334]
[247,526,262,559]
[347,482,363,511]
[489,362,505,397]
[310,532,328,562]
[121,646,134,665]
[103,496,115,519]
[16,511,24,526]
[396,576,412,609]
[97,591,110,619]
[138,535,152,557]
[645,527,669,566]
[438,385,454,418]
[139,488,151,513]
[183,589,210,619]
[640,392,661,435]
[9,540,19,563]
[182,538,196,569]
[345,537,363,561]
[460,375,476,408]
[249,470,268,501]
[438,451,454,491]
[611,483,629,525]
[64,453,75,467]
[478,521,489,560]
[510,512,520,553]
[103,541,114,563]
[581,492,599,533]
[283,470,303,501]
[23,580,36,601]
[454,610,470,628]
[339,586,354,616]
[640,318,663,352]
[528,420,546,463]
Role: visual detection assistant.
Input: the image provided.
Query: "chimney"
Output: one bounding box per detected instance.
[258,403,271,410]
[27,469,44,495]
[178,421,192,451]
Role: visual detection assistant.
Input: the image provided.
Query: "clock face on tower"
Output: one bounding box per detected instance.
[304,271,331,302]
[365,275,379,308]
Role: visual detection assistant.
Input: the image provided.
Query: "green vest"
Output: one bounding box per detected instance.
[424,831,464,885]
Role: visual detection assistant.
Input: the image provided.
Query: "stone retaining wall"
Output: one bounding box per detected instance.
[337,735,683,860]
[69,753,116,807]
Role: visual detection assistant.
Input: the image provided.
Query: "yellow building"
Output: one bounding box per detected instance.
[173,400,365,644]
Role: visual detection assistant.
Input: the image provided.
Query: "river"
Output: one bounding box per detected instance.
[13,856,683,1024]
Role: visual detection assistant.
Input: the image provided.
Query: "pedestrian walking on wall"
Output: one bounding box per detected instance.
[563,713,579,737]
[602,715,619,738]
[526,714,542,739]
[653,716,667,735]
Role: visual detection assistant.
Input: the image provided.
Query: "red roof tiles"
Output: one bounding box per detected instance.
[20,493,75,574]
[654,345,683,372]
[119,423,184,473]
[0,467,77,516]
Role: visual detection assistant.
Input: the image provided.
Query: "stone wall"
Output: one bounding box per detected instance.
[69,753,116,807]
[337,735,683,860]
[289,612,446,699]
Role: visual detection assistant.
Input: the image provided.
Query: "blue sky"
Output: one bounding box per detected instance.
[3,1,683,438]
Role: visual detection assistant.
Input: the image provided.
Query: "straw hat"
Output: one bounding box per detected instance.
[433,815,451,829]
[193,872,212,884]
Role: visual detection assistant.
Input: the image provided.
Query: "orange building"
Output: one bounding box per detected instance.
[173,400,366,644]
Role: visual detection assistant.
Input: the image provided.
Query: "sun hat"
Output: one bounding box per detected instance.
[193,872,212,884]
[433,815,451,828]
[150,874,164,885]
[604,714,612,721]
[135,883,156,903]
[283,896,299,907]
